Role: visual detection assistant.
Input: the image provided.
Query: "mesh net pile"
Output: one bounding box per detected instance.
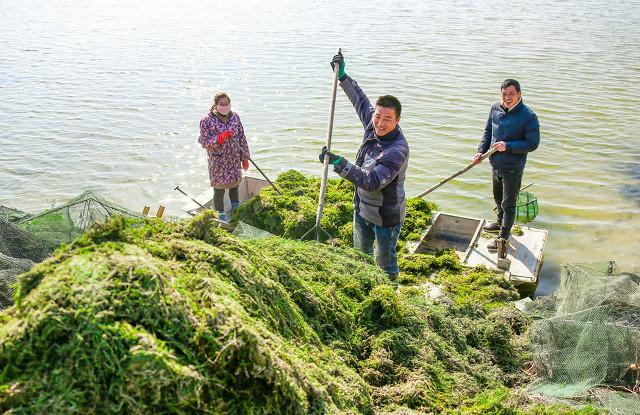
[0,205,32,223]
[524,262,640,413]
[0,216,50,263]
[16,191,142,252]
[232,221,274,240]
[0,192,142,310]
[0,253,34,310]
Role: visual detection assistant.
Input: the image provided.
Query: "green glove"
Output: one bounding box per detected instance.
[319,146,344,166]
[330,52,346,79]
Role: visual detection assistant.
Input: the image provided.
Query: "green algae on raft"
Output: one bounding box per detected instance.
[0,212,598,414]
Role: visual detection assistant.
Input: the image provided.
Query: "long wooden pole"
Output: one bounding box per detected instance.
[416,147,498,198]
[314,48,341,241]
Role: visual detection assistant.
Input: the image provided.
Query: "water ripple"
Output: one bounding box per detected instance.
[1,0,639,278]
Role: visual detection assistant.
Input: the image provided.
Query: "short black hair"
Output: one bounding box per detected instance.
[501,79,521,92]
[375,95,402,118]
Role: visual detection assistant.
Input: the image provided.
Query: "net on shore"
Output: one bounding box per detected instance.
[0,253,34,310]
[0,205,32,223]
[16,191,142,252]
[0,192,142,310]
[232,221,274,240]
[523,261,640,413]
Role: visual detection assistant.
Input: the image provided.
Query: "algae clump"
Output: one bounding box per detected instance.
[233,170,435,248]
[1,213,376,414]
[0,172,598,414]
[0,210,596,414]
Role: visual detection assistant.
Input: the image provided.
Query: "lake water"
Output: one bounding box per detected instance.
[1,0,639,294]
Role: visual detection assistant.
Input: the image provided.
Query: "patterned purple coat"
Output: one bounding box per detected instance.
[198,111,250,188]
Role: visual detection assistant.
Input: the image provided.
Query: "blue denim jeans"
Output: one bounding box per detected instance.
[353,212,401,275]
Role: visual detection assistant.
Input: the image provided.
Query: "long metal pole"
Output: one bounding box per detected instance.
[174,185,207,209]
[227,137,282,195]
[247,157,282,195]
[314,48,341,241]
[416,146,498,198]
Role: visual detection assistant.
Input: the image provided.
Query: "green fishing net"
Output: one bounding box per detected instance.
[516,190,538,223]
[0,192,141,310]
[524,262,640,414]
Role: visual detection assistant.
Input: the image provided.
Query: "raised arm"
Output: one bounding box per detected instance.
[331,52,373,130]
[340,76,374,130]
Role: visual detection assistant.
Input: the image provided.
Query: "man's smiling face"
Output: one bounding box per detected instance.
[373,105,400,136]
[501,85,521,110]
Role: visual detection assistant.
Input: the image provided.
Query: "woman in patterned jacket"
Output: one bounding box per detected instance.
[198,92,250,221]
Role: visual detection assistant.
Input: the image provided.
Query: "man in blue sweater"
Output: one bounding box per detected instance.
[319,51,409,278]
[473,79,540,252]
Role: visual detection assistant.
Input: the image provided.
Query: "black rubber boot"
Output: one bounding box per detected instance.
[487,238,498,252]
[483,221,501,233]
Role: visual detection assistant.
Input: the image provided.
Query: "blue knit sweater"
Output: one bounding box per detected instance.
[478,100,540,171]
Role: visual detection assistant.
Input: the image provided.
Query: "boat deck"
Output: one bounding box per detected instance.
[467,227,547,284]
[412,212,547,284]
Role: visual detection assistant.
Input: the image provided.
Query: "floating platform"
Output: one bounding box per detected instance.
[411,212,547,294]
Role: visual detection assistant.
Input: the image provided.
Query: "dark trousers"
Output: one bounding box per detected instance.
[492,167,523,239]
[213,187,239,211]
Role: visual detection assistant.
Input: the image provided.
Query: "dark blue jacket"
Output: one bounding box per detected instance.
[333,75,409,227]
[478,100,540,171]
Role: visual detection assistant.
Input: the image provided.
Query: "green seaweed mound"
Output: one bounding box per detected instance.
[233,170,435,248]
[0,212,596,414]
[1,213,377,414]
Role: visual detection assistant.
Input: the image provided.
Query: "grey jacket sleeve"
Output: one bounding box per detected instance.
[340,75,374,132]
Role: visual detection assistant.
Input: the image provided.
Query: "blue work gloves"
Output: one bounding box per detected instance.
[330,51,346,80]
[319,146,344,167]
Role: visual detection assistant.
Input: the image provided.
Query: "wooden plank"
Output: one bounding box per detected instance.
[213,218,236,231]
[429,213,480,234]
[463,218,485,262]
[245,176,270,196]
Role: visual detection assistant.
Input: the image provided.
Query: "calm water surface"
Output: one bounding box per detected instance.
[2,0,639,294]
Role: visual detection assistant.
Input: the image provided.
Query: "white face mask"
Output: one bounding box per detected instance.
[216,103,231,115]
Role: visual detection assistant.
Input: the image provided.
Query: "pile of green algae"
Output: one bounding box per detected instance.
[0,171,599,414]
[232,170,434,250]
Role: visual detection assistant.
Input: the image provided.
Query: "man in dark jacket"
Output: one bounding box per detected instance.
[473,79,540,252]
[319,51,409,278]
